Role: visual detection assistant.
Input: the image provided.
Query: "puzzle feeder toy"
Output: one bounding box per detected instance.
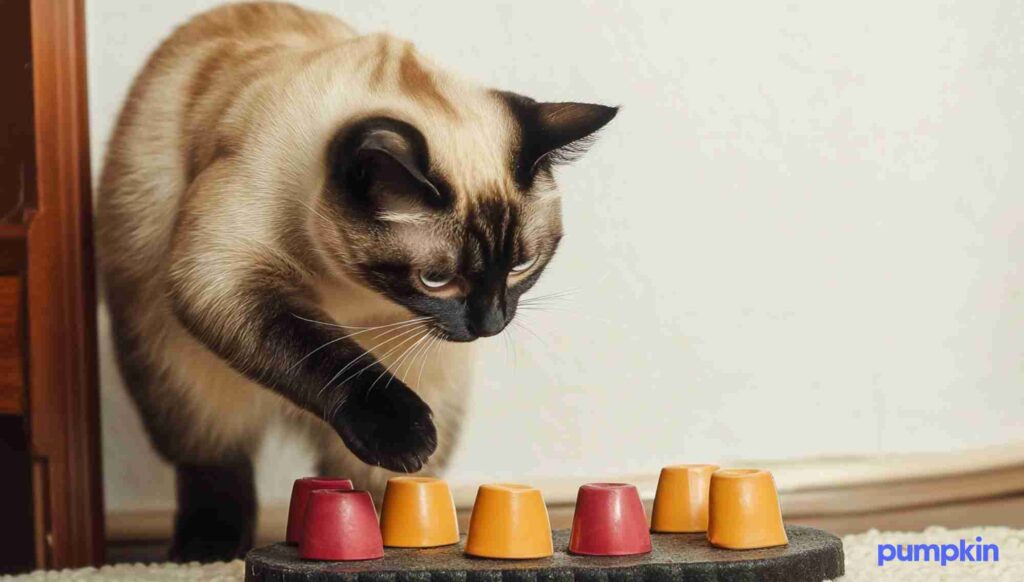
[247,466,844,581]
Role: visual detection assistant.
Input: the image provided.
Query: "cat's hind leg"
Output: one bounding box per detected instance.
[169,458,256,562]
[108,309,270,562]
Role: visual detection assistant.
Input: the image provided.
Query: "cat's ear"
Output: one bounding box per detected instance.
[500,93,618,186]
[329,118,449,217]
[531,102,619,168]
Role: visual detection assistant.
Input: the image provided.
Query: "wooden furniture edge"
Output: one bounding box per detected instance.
[28,0,105,567]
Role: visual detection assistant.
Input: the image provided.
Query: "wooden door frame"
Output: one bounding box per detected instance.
[27,0,105,567]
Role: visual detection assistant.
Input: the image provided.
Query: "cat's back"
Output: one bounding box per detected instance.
[170,1,355,44]
[97,2,356,279]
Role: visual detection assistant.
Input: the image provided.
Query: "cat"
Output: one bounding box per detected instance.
[96,1,616,562]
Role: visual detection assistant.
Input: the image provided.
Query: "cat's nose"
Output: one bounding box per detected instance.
[469,301,505,337]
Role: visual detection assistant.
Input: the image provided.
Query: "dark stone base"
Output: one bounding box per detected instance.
[245,526,843,581]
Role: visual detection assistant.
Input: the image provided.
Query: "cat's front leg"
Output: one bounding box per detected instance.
[168,266,438,472]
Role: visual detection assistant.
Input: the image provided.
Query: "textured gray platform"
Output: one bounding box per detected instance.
[245,526,843,581]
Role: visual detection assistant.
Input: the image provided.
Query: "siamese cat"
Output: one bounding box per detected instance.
[97,1,616,562]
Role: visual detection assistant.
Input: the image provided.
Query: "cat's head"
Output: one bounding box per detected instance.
[313,92,616,342]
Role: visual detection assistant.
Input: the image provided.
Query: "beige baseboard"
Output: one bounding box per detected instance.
[106,442,1024,542]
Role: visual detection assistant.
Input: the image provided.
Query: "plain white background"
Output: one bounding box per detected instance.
[87,0,1024,513]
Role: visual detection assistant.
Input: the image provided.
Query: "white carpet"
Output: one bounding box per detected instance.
[3,527,1020,581]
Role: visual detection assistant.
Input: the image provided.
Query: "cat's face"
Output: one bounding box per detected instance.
[315,94,616,341]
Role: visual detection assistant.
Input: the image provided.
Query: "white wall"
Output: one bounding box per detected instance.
[87,0,1024,513]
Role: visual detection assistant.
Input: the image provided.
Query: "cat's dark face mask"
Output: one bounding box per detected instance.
[391,231,554,342]
[321,98,616,341]
[355,252,550,342]
[374,195,559,342]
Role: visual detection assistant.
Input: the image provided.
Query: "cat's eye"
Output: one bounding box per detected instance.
[510,256,537,274]
[418,271,454,289]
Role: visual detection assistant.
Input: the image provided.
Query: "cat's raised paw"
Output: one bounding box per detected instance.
[333,378,438,473]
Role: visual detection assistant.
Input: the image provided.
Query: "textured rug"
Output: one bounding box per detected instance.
[3,527,1020,581]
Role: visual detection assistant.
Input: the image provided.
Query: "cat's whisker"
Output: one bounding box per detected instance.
[414,333,443,390]
[518,300,575,311]
[518,300,581,313]
[412,330,443,381]
[500,327,509,365]
[519,303,571,312]
[393,334,420,384]
[289,318,428,371]
[506,320,564,373]
[293,312,431,332]
[290,335,347,372]
[522,292,576,303]
[309,319,433,396]
[502,325,517,370]
[317,323,427,406]
[511,318,553,352]
[516,306,568,316]
[502,325,519,372]
[517,304,577,313]
[521,291,576,302]
[519,302,574,313]
[344,323,428,377]
[316,340,379,406]
[383,328,434,391]
[397,331,431,385]
[519,274,609,307]
[517,307,617,328]
[333,324,431,396]
[316,321,426,420]
[390,328,433,384]
[363,327,433,396]
[521,288,579,303]
[428,332,448,376]
[395,329,436,383]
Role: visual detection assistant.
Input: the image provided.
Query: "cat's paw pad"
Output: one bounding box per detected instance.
[333,380,438,473]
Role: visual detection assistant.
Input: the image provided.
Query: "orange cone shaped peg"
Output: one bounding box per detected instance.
[707,469,788,550]
[465,483,553,559]
[380,477,460,548]
[650,464,719,533]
